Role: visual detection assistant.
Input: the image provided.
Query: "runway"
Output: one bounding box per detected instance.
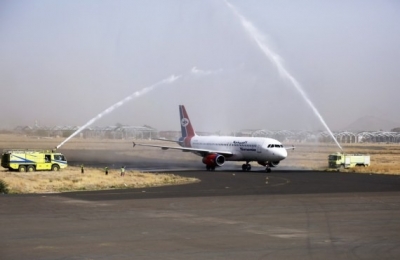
[61,169,400,200]
[1,165,400,259]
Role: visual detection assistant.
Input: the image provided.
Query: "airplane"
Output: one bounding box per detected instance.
[133,105,292,172]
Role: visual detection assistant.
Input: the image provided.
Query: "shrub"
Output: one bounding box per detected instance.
[0,179,9,194]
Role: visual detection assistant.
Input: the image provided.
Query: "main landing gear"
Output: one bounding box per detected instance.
[242,162,272,172]
[242,162,251,171]
[206,165,216,171]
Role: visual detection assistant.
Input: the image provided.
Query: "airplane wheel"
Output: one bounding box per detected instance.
[246,164,251,171]
[266,167,271,173]
[211,166,216,171]
[242,164,247,171]
[206,165,210,171]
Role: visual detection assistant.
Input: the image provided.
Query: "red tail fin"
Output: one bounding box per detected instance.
[179,105,195,138]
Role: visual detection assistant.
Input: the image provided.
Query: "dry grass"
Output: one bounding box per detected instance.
[0,166,198,194]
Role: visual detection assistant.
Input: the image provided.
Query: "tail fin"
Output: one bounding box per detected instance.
[179,105,196,138]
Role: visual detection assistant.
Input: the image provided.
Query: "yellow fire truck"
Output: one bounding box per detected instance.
[328,152,370,169]
[1,149,68,172]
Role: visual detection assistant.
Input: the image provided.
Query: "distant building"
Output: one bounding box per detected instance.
[10,125,400,143]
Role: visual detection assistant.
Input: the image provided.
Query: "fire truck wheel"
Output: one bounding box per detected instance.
[51,165,60,171]
[18,165,26,172]
[27,165,35,172]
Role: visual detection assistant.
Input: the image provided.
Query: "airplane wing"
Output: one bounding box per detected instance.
[153,138,181,143]
[133,142,233,157]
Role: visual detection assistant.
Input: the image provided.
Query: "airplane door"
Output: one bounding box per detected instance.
[256,144,261,153]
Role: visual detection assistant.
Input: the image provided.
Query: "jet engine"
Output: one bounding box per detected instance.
[268,161,280,167]
[202,154,225,167]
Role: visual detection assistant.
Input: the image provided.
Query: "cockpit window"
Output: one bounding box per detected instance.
[268,144,283,148]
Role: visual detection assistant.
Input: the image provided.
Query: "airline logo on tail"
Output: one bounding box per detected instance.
[181,118,189,127]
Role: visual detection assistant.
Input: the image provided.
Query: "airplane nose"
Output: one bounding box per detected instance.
[275,149,287,160]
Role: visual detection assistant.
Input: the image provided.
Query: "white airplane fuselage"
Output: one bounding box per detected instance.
[185,135,287,162]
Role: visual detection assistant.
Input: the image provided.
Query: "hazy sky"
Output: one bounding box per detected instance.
[1,0,399,132]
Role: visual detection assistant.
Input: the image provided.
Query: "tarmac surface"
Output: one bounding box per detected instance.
[1,158,400,259]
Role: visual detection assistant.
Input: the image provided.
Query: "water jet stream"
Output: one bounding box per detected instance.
[56,74,181,149]
[225,1,342,150]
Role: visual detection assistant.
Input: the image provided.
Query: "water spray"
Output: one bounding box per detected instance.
[56,74,181,149]
[191,66,223,76]
[225,0,343,151]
